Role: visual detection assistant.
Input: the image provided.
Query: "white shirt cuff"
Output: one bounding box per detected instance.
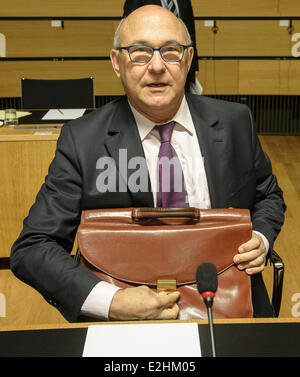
[80,281,121,320]
[253,230,269,255]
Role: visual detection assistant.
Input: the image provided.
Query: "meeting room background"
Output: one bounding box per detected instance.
[0,0,300,326]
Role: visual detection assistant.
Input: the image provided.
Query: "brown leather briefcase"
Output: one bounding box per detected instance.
[77,207,253,319]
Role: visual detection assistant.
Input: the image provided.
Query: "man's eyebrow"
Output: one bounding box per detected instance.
[126,40,182,46]
[164,40,182,45]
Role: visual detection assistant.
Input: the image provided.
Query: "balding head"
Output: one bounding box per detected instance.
[113,5,192,49]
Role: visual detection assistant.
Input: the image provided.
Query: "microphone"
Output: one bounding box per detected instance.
[196,262,218,357]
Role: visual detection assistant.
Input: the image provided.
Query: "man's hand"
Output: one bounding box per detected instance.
[233,232,267,275]
[109,285,180,321]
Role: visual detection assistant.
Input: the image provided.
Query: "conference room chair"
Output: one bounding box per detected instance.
[21,77,95,109]
[270,250,284,317]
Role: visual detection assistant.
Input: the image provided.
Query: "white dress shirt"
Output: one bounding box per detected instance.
[131,95,211,208]
[80,95,268,319]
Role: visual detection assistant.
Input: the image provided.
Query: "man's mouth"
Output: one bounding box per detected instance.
[147,83,167,87]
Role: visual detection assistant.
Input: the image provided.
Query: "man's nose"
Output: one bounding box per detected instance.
[148,50,166,73]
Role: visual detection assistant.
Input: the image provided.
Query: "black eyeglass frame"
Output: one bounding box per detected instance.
[116,44,192,63]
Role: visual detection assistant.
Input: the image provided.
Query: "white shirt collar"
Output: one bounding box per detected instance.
[128,96,194,141]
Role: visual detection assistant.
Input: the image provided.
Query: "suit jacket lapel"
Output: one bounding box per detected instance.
[186,94,228,208]
[104,97,154,207]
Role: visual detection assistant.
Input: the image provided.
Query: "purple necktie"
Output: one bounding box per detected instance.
[156,121,189,207]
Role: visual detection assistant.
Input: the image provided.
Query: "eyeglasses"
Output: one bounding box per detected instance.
[117,44,192,63]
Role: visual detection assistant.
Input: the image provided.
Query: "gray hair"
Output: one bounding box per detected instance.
[113,17,127,49]
[113,16,193,49]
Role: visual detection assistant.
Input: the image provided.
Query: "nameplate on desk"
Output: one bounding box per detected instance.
[82,322,201,357]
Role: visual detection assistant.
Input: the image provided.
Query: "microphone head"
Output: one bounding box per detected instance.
[196,262,218,295]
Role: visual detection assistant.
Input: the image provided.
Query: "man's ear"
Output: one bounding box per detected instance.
[110,49,121,78]
[187,46,194,71]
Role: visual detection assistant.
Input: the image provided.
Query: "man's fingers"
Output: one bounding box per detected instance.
[156,303,180,320]
[238,236,260,253]
[155,291,180,319]
[234,248,266,274]
[158,291,180,308]
[233,233,267,275]
[245,265,265,275]
[109,286,181,321]
[237,253,266,270]
[234,248,262,264]
[234,233,265,263]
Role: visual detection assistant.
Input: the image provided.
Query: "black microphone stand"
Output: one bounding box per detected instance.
[204,296,216,357]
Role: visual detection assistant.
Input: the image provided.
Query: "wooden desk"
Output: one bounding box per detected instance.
[0,125,61,258]
[1,318,300,357]
[0,109,94,257]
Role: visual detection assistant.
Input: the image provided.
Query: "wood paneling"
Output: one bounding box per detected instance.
[0,20,294,58]
[0,2,300,98]
[238,60,281,95]
[191,0,281,17]
[1,59,300,97]
[195,20,215,56]
[199,20,291,57]
[279,0,300,15]
[0,60,124,97]
[0,129,59,258]
[198,59,239,95]
[0,269,67,326]
[0,20,119,57]
[1,59,300,96]
[0,0,124,17]
[238,60,300,95]
[284,60,300,94]
[1,0,299,18]
[192,0,300,17]
[0,128,79,261]
[198,59,300,95]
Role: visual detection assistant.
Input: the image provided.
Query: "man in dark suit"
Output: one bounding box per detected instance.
[11,5,285,322]
[122,0,200,93]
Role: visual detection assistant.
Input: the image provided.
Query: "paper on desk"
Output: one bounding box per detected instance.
[82,322,201,357]
[42,109,86,120]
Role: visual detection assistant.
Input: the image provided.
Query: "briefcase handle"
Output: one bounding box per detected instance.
[132,207,200,222]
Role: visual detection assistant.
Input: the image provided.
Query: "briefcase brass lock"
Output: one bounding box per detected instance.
[157,279,177,293]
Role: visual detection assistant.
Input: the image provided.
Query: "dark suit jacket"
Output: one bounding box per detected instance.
[10,94,286,321]
[122,0,199,90]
